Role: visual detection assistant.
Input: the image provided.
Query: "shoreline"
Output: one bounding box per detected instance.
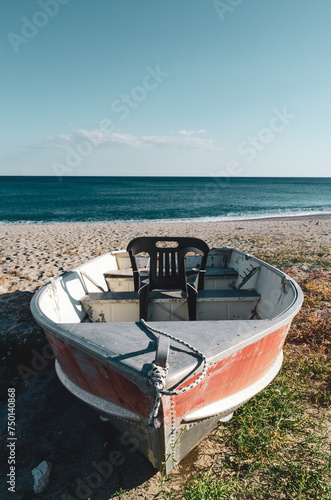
[1,212,331,226]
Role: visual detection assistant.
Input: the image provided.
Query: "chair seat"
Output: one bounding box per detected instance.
[127,236,209,321]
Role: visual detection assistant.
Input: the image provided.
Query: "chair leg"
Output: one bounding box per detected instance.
[186,284,197,321]
[139,282,150,320]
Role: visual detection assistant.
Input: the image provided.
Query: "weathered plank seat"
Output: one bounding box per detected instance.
[80,288,260,323]
[205,268,238,276]
[104,267,239,292]
[197,289,260,300]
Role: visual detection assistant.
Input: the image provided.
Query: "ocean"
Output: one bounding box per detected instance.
[0,176,330,224]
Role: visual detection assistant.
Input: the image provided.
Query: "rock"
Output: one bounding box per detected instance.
[32,460,52,494]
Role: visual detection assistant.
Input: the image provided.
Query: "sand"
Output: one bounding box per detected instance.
[1,215,330,295]
[0,215,330,499]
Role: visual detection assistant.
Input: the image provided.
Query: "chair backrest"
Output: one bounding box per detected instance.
[127,236,209,291]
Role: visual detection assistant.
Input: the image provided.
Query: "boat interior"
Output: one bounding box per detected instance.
[41,237,297,326]
[33,237,304,395]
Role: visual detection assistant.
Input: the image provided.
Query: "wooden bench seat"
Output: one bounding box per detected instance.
[197,289,260,301]
[80,288,260,323]
[104,267,239,292]
[205,267,238,277]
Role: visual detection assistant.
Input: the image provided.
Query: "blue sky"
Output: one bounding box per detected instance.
[1,0,330,177]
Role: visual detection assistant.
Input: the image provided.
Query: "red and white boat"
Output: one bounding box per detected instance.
[31,237,303,473]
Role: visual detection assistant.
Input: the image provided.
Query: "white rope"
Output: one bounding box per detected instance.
[142,319,209,427]
[147,364,169,428]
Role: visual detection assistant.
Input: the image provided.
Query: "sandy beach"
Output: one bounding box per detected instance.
[0,215,330,499]
[1,214,330,295]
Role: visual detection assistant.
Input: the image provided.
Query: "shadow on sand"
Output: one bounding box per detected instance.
[0,289,157,499]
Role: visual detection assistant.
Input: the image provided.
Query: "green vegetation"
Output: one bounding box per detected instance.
[158,349,330,499]
[110,488,129,498]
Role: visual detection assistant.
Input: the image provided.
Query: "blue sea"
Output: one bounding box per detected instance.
[0,176,330,224]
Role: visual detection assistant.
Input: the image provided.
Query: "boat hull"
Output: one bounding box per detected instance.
[43,320,290,472]
[30,246,303,473]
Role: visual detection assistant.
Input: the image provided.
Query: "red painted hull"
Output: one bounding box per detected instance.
[47,333,153,419]
[169,323,289,422]
[46,322,290,425]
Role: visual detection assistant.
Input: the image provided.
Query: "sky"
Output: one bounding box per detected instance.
[1,0,331,177]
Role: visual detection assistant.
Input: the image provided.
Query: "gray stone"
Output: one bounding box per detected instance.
[32,460,52,494]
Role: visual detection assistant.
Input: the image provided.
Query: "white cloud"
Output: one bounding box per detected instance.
[178,129,207,136]
[141,134,220,151]
[43,129,221,152]
[178,130,196,136]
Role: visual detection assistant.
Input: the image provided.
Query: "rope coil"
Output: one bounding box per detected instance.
[142,319,208,428]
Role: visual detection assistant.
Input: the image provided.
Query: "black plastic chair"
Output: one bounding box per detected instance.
[126,236,209,321]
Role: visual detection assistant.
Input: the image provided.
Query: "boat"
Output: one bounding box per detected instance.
[31,236,303,473]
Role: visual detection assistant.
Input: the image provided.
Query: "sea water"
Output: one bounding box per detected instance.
[0,176,330,224]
